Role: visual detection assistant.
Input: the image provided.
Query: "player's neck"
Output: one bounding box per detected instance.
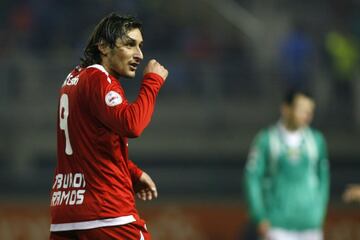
[101,61,120,79]
[282,120,300,132]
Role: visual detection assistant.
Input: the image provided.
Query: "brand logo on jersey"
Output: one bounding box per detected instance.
[63,74,79,86]
[105,91,122,106]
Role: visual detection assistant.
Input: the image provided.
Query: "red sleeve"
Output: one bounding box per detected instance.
[127,159,143,182]
[88,70,164,138]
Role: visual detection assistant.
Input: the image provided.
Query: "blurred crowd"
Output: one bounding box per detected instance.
[1,0,360,127]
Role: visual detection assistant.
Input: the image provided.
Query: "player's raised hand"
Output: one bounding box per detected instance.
[143,59,168,81]
[343,184,360,203]
[134,172,158,201]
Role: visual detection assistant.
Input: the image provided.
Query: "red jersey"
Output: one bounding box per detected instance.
[50,64,164,231]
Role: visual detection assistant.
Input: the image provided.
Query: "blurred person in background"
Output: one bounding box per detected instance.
[244,89,330,240]
[279,22,316,92]
[49,13,168,240]
[324,24,359,125]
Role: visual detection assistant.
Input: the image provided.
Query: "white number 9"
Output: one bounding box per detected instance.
[59,94,73,155]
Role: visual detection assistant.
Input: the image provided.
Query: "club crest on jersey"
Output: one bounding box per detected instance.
[105,91,122,106]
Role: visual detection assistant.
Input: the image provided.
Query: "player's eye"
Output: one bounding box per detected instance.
[127,42,136,47]
[124,39,136,47]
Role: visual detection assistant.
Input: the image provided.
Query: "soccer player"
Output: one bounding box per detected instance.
[49,13,168,240]
[244,90,330,240]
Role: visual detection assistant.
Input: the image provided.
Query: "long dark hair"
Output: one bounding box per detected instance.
[80,13,142,67]
[283,88,313,106]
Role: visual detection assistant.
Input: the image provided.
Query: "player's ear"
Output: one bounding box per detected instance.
[98,40,110,55]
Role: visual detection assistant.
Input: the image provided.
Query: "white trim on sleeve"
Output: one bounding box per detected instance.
[87,64,111,83]
[50,215,136,232]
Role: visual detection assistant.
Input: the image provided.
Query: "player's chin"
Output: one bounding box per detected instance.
[122,71,136,79]
[126,69,137,78]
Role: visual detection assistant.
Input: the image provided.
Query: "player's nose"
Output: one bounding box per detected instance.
[134,48,143,61]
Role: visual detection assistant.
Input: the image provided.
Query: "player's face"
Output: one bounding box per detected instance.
[283,95,315,130]
[107,28,144,78]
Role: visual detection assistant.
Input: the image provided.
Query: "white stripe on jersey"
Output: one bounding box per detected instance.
[50,215,136,232]
[140,230,145,240]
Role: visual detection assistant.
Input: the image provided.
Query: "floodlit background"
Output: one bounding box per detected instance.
[0,0,360,239]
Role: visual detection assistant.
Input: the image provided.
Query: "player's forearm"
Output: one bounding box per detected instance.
[320,164,330,204]
[121,73,164,137]
[244,173,266,223]
[128,159,143,182]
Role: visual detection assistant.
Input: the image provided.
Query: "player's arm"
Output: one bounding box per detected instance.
[128,159,158,201]
[243,131,269,235]
[317,132,330,209]
[122,59,168,137]
[128,159,143,183]
[90,60,168,138]
[121,70,164,137]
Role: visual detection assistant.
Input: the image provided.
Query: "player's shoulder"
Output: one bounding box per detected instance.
[62,66,82,87]
[252,125,274,145]
[307,126,321,135]
[307,127,326,142]
[81,64,113,84]
[258,124,276,138]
